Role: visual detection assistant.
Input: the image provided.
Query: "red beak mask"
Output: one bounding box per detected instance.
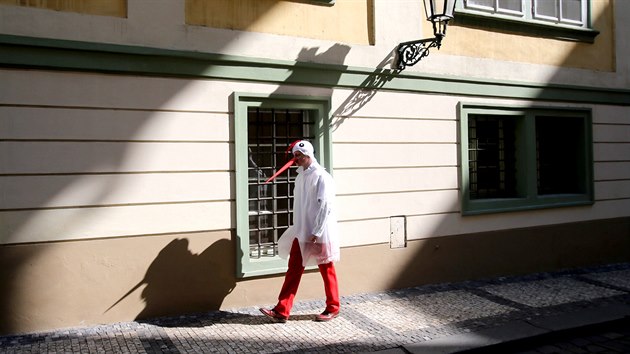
[263,140,301,184]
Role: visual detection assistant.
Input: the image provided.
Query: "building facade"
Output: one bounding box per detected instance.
[1,0,628,335]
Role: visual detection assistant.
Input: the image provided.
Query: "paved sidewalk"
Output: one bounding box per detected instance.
[1,263,630,354]
[455,317,630,354]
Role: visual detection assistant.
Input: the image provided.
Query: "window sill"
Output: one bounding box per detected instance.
[238,257,319,278]
[239,258,287,278]
[309,0,335,5]
[453,10,600,43]
[462,196,594,216]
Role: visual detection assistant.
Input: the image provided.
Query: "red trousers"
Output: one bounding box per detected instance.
[274,238,339,318]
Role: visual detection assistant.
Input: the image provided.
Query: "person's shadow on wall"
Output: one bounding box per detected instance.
[108,238,236,321]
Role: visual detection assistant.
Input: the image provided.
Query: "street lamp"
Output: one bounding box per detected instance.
[396,0,457,70]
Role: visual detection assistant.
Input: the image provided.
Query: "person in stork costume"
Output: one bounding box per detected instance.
[259,140,341,322]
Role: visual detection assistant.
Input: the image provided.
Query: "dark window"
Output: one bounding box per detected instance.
[460,104,593,214]
[247,108,315,259]
[468,115,518,199]
[536,116,585,195]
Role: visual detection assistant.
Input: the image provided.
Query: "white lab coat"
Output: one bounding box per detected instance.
[277,159,340,267]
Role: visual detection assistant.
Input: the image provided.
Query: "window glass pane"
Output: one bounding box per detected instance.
[536,0,558,18]
[561,0,582,22]
[467,0,494,8]
[468,115,518,199]
[247,108,315,258]
[498,0,522,12]
[536,116,585,195]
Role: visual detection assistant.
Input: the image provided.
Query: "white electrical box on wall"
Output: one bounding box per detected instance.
[390,216,407,249]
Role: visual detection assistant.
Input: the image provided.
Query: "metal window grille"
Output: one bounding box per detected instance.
[536,116,583,195]
[247,107,315,258]
[468,115,518,199]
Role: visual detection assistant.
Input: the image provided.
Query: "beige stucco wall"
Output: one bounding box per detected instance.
[0,0,626,87]
[3,68,630,246]
[441,0,615,71]
[186,0,374,45]
[1,66,630,335]
[2,217,628,335]
[0,0,126,17]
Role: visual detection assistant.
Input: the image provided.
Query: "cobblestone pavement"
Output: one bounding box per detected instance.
[1,263,630,354]
[460,317,630,354]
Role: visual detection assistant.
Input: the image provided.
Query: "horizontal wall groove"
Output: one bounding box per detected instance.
[333,115,457,122]
[338,188,458,197]
[0,170,233,177]
[0,199,234,212]
[0,139,230,144]
[333,141,457,145]
[0,103,228,115]
[595,197,630,202]
[0,228,234,247]
[334,165,459,170]
[338,211,461,223]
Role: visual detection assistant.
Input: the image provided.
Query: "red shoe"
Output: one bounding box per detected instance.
[315,310,339,322]
[259,308,288,323]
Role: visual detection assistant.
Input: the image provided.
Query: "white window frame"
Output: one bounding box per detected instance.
[464,0,524,17]
[461,0,589,29]
[234,93,333,278]
[458,103,594,215]
[533,0,587,27]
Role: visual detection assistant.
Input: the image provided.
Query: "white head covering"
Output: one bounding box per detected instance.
[291,140,314,157]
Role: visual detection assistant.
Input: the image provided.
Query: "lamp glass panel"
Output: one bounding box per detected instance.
[443,0,456,17]
[426,0,456,19]
[423,0,433,20]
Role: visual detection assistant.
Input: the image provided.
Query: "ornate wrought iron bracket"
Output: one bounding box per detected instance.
[396,35,443,70]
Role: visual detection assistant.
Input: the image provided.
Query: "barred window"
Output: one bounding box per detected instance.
[468,115,518,199]
[536,116,586,195]
[235,94,331,277]
[460,104,593,215]
[247,108,315,259]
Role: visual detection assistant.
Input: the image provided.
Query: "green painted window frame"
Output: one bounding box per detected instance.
[455,0,599,43]
[234,93,333,278]
[459,103,594,215]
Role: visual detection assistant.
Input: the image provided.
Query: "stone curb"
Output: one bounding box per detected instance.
[392,302,630,354]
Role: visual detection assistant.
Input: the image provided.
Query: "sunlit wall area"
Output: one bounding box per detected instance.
[0,0,127,17]
[443,0,615,71]
[186,0,374,45]
[0,0,628,335]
